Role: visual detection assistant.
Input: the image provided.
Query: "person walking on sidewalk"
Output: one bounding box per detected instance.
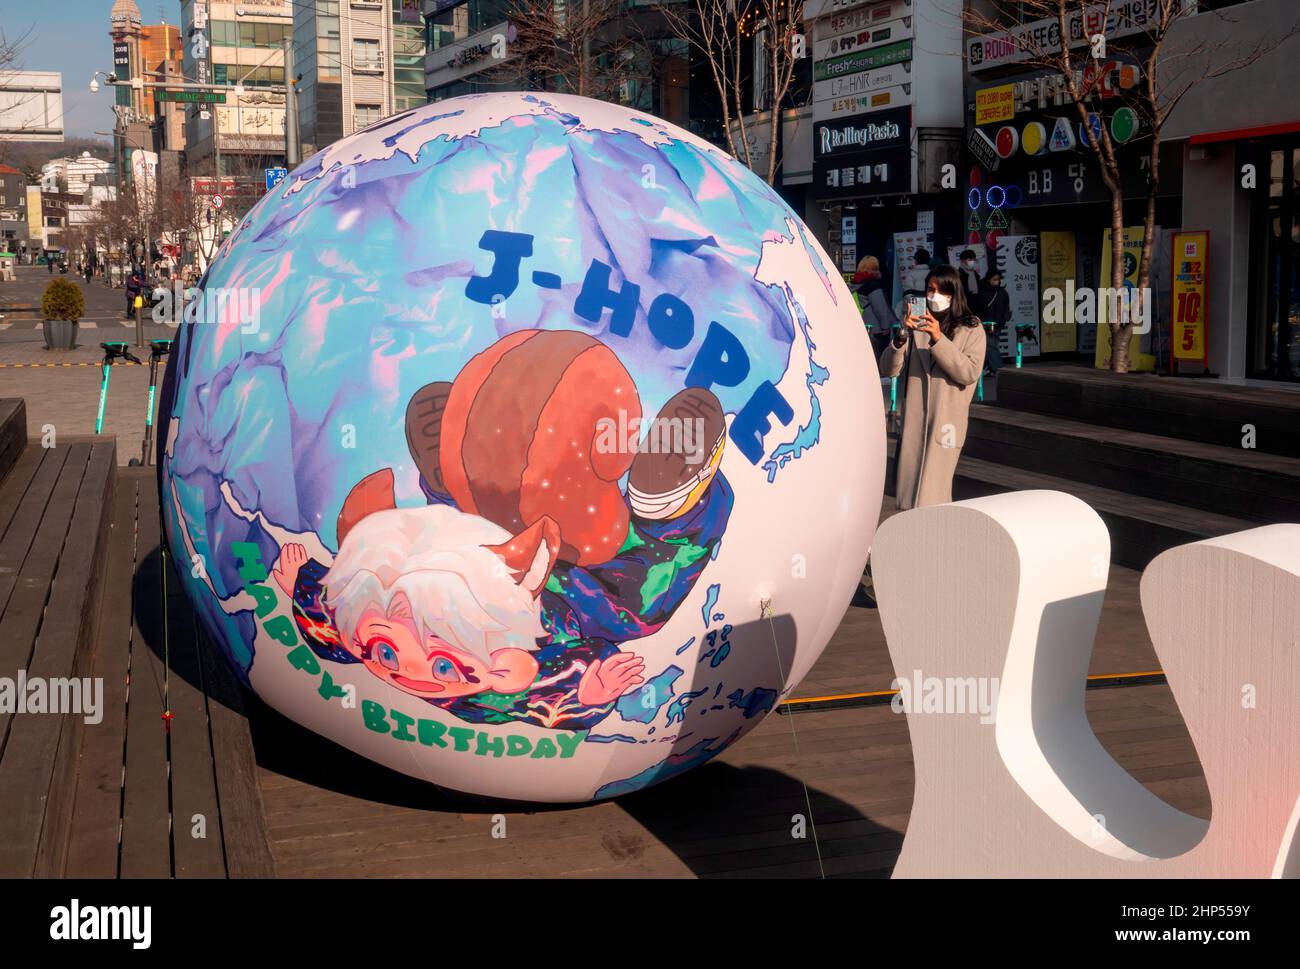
[851,254,899,358]
[979,268,1011,375]
[878,264,985,509]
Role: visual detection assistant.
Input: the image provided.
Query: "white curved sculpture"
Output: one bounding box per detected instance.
[873,490,1300,878]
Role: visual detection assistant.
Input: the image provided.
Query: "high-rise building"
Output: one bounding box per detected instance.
[293,0,429,156]
[181,0,293,176]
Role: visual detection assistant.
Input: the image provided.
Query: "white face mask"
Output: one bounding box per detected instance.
[927,293,952,313]
[962,259,975,269]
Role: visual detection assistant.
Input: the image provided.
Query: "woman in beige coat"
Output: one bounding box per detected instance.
[879,264,986,509]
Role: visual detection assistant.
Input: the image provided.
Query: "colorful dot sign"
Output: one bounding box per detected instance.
[1111,107,1140,144]
[1022,121,1048,156]
[996,126,1020,159]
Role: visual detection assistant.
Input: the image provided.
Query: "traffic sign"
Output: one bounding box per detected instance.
[265,167,288,191]
[156,89,227,104]
[212,194,224,209]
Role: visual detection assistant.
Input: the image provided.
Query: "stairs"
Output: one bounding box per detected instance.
[887,366,1300,570]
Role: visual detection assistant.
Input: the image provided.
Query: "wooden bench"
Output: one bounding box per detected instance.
[0,399,275,877]
[0,420,115,876]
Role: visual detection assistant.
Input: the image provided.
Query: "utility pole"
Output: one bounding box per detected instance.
[283,37,300,168]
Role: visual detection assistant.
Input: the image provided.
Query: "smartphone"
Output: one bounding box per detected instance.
[907,296,925,322]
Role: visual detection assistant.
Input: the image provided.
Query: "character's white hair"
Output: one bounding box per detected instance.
[321,504,548,665]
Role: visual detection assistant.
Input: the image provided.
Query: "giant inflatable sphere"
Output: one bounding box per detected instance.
[159,93,885,802]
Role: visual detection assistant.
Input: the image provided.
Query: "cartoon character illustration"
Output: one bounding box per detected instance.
[270,329,733,731]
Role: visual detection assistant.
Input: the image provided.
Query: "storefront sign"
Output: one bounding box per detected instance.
[969,127,1000,171]
[997,235,1041,357]
[818,85,909,120]
[973,62,1142,119]
[966,0,1179,72]
[1111,107,1140,144]
[815,39,912,82]
[814,141,913,199]
[814,1,911,42]
[1022,121,1048,155]
[976,85,1015,126]
[1049,117,1077,152]
[1171,230,1209,362]
[813,61,911,105]
[1039,231,1078,352]
[815,106,910,158]
[805,0,910,23]
[813,13,913,62]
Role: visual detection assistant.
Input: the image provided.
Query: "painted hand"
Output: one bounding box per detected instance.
[577,651,647,706]
[271,543,308,597]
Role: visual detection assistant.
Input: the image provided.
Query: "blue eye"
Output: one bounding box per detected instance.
[372,641,399,671]
[433,657,459,681]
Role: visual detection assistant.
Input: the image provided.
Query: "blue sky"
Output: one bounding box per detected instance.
[2,0,184,139]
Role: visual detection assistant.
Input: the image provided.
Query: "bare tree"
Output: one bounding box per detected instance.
[493,0,652,102]
[964,0,1298,371]
[658,0,806,185]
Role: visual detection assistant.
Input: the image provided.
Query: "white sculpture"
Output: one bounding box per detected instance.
[873,490,1300,878]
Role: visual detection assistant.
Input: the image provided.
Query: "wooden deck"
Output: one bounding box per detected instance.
[0,439,275,878]
[0,401,1211,877]
[61,468,275,878]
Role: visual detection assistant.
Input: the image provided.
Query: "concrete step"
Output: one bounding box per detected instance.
[966,404,1300,524]
[884,436,1260,570]
[997,365,1300,458]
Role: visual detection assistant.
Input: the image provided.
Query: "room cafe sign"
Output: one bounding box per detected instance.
[966,0,1183,71]
[815,106,909,157]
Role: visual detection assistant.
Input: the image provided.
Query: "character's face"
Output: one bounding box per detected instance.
[351,608,486,700]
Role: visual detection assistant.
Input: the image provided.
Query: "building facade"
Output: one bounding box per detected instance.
[963,0,1300,381]
[294,0,428,155]
[802,0,966,296]
[0,164,28,253]
[40,153,114,196]
[181,0,293,175]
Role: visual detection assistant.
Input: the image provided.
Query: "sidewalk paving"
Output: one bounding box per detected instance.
[1,266,178,465]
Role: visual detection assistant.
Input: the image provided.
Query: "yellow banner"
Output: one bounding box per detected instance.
[975,85,1015,126]
[1171,231,1209,361]
[1039,231,1076,353]
[1095,227,1147,370]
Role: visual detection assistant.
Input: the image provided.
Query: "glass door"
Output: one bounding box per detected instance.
[1251,144,1300,380]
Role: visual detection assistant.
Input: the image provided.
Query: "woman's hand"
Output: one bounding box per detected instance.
[907,310,943,342]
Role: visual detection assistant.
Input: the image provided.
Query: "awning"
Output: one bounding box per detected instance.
[1189,121,1300,145]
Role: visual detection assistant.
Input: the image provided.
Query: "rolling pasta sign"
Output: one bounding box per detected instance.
[813,106,912,198]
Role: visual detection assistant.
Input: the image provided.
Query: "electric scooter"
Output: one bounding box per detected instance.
[95,341,141,435]
[130,338,172,466]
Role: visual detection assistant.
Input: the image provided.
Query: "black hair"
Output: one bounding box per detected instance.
[925,265,982,335]
[914,248,931,265]
[959,249,977,261]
